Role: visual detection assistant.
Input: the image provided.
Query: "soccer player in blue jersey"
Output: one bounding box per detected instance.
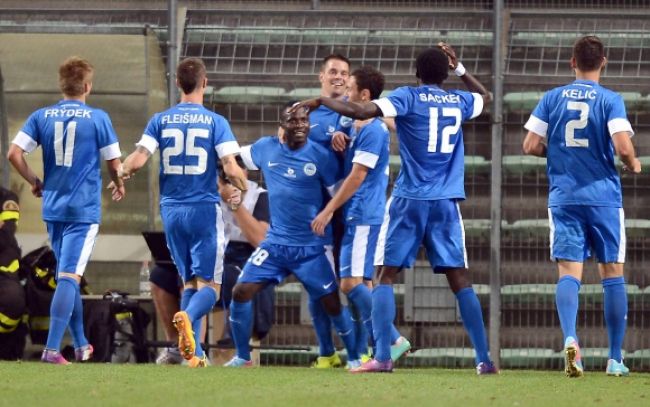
[294,42,496,374]
[523,36,641,378]
[311,66,410,363]
[115,57,247,368]
[7,57,125,364]
[223,103,360,368]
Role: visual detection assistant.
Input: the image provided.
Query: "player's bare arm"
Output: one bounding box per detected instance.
[438,42,492,105]
[6,144,43,197]
[612,131,641,173]
[295,97,381,121]
[523,131,548,157]
[311,163,369,236]
[221,154,248,191]
[105,158,126,201]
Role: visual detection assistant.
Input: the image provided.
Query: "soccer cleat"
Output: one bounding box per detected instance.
[606,359,630,377]
[74,344,94,362]
[172,311,196,360]
[224,356,254,368]
[187,355,210,368]
[390,336,411,362]
[350,358,393,373]
[156,347,184,365]
[41,349,71,365]
[476,361,499,375]
[563,337,584,378]
[346,359,362,370]
[311,353,342,368]
[360,352,373,364]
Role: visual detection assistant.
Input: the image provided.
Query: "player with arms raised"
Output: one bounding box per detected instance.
[115,57,246,367]
[523,35,641,377]
[294,42,496,374]
[7,56,125,364]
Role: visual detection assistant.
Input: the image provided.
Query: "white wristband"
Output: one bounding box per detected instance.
[454,62,466,77]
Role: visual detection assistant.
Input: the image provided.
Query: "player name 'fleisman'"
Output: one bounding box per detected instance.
[161,113,213,125]
[44,108,92,118]
[562,88,597,100]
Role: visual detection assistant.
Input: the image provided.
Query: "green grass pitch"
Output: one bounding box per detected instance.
[2,363,649,407]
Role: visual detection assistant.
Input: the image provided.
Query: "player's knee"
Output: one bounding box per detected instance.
[320,292,342,316]
[376,266,399,285]
[58,272,81,284]
[184,278,198,290]
[444,268,471,294]
[340,278,360,294]
[232,283,255,302]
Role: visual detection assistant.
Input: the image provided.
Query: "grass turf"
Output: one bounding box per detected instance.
[1,363,649,407]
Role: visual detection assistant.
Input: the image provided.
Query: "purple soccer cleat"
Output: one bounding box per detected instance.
[349,358,393,373]
[476,361,499,375]
[41,349,71,365]
[75,344,94,362]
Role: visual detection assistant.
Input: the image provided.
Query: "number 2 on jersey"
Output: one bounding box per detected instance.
[565,101,589,148]
[161,128,209,175]
[428,107,461,153]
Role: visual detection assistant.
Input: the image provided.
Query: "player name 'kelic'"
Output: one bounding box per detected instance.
[161,113,213,125]
[44,108,92,118]
[418,93,461,103]
[562,89,597,100]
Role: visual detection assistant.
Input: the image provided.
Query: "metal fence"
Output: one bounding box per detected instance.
[1,1,650,370]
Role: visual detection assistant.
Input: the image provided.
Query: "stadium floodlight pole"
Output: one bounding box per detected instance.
[489,0,504,369]
[0,67,8,188]
[167,0,178,106]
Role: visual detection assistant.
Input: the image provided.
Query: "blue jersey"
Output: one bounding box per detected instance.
[373,85,483,200]
[13,100,121,223]
[137,103,240,205]
[525,80,633,207]
[343,118,390,225]
[309,105,352,148]
[240,137,341,246]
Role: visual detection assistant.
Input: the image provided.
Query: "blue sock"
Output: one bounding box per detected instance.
[308,297,335,356]
[347,284,372,355]
[456,287,490,364]
[603,277,627,363]
[372,284,395,362]
[180,288,197,311]
[45,277,78,351]
[556,275,581,344]
[185,287,218,358]
[229,300,253,361]
[330,306,359,361]
[68,283,88,349]
[390,324,401,345]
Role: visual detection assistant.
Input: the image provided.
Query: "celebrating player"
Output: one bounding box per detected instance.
[7,56,124,364]
[115,57,246,368]
[224,103,360,368]
[293,42,496,374]
[523,35,641,377]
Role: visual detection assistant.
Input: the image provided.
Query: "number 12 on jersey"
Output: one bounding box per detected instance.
[428,107,461,153]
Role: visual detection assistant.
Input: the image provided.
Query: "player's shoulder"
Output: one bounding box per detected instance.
[307,138,333,159]
[362,118,390,136]
[253,135,278,149]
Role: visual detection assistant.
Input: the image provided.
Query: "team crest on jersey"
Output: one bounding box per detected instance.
[339,116,353,128]
[283,167,296,178]
[303,163,317,176]
[327,125,336,135]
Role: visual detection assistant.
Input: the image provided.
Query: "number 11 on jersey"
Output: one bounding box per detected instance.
[54,121,77,167]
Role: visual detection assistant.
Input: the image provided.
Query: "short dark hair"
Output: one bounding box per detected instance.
[573,35,605,72]
[176,57,206,94]
[352,66,385,100]
[321,54,350,71]
[415,48,449,85]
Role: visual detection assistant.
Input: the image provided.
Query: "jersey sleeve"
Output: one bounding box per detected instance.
[352,122,387,169]
[453,90,484,121]
[524,92,550,137]
[137,114,161,154]
[240,138,266,171]
[12,110,41,153]
[95,110,122,160]
[606,93,634,137]
[252,190,270,223]
[213,115,241,159]
[371,86,413,118]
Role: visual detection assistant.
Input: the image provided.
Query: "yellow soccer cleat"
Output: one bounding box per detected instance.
[311,353,343,368]
[187,355,210,368]
[172,311,195,361]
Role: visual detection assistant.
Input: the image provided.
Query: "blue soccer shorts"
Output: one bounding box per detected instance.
[46,221,99,277]
[238,241,338,299]
[548,206,625,263]
[161,203,226,284]
[374,197,468,272]
[339,224,381,280]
